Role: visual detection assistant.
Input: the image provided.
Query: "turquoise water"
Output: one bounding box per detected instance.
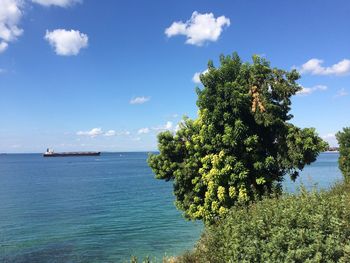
[0,152,342,262]
[284,152,342,192]
[0,153,202,262]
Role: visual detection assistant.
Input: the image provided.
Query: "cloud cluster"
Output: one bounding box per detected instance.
[44,29,88,56]
[0,41,8,53]
[192,72,201,84]
[322,133,338,147]
[137,121,175,136]
[192,69,208,84]
[0,0,23,53]
[165,11,230,46]
[130,96,150,105]
[300,58,350,76]
[118,130,131,136]
[335,88,348,98]
[296,85,327,96]
[77,128,130,138]
[77,128,103,137]
[104,130,116,137]
[153,121,173,131]
[138,127,150,134]
[32,0,81,7]
[323,133,335,140]
[0,0,87,55]
[105,130,130,136]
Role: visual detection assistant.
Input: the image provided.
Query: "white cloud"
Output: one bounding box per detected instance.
[77,128,103,137]
[175,119,185,132]
[334,88,349,98]
[119,130,130,136]
[32,0,81,7]
[138,127,150,134]
[0,0,23,53]
[130,96,150,105]
[165,121,173,130]
[138,121,174,135]
[299,58,350,76]
[165,11,230,46]
[153,121,173,132]
[192,72,201,83]
[44,29,88,56]
[323,133,335,140]
[322,133,338,147]
[192,69,208,83]
[0,41,9,53]
[104,130,116,137]
[296,85,327,96]
[103,130,130,136]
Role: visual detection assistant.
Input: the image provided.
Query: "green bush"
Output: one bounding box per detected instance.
[148,53,327,224]
[336,127,350,179]
[182,183,350,263]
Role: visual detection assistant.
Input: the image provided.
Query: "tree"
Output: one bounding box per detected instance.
[148,53,327,224]
[336,127,350,179]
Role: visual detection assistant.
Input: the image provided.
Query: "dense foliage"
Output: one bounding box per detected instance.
[336,127,350,179]
[148,53,327,224]
[179,183,350,263]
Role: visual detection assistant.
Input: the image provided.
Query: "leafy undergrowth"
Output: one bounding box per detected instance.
[174,182,350,263]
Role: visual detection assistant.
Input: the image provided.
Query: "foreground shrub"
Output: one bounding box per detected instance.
[336,127,350,179]
[184,183,350,263]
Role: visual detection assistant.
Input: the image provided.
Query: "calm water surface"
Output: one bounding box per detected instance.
[0,152,342,262]
[284,152,342,191]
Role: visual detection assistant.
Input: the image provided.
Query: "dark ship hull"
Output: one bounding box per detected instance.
[43,152,101,157]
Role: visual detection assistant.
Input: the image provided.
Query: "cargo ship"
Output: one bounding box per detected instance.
[43,149,101,157]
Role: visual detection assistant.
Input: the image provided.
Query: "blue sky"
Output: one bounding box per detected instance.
[0,0,349,153]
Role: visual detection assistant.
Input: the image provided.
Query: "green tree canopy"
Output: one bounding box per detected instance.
[148,53,327,224]
[336,127,350,179]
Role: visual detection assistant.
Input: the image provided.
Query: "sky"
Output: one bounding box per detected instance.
[0,0,349,153]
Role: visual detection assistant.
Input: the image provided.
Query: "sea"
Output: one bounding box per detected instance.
[0,152,342,262]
